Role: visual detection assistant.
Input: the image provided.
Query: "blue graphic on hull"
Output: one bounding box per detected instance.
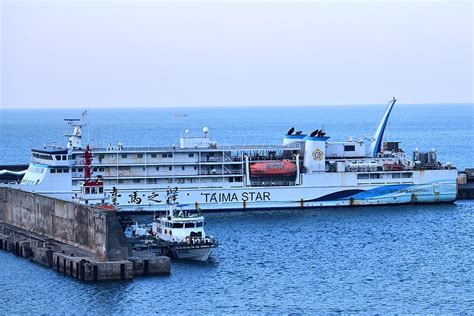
[304,184,413,203]
[344,184,412,200]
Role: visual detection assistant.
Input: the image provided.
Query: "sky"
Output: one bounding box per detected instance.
[0,0,472,108]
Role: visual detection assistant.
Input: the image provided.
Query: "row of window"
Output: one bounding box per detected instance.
[71,167,105,173]
[119,153,195,159]
[73,152,214,160]
[72,166,201,172]
[113,177,241,184]
[160,221,203,228]
[357,172,413,180]
[33,153,53,160]
[50,168,69,173]
[33,153,69,160]
[83,187,104,194]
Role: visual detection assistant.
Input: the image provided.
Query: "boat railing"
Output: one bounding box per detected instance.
[250,180,297,187]
[88,143,301,153]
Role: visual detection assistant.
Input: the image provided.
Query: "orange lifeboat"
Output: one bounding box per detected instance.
[250,160,297,177]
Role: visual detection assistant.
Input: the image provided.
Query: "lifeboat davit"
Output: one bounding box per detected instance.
[250,160,297,177]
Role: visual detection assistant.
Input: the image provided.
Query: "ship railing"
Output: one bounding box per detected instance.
[88,143,301,152]
[223,167,242,175]
[248,156,296,162]
[413,165,455,171]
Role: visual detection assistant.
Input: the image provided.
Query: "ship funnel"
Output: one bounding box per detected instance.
[369,97,396,157]
[303,135,329,172]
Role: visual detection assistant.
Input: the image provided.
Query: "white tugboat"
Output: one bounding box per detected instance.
[152,188,218,261]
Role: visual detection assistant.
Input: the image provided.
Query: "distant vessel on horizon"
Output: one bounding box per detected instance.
[4,98,458,212]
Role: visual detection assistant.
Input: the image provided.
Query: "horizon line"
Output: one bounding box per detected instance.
[1,101,473,110]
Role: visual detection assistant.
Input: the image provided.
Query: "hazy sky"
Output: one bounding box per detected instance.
[1,0,472,108]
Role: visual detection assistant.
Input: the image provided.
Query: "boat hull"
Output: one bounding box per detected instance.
[12,170,458,212]
[171,244,217,261]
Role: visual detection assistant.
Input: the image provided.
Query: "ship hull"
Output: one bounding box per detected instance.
[18,169,457,212]
[171,244,216,261]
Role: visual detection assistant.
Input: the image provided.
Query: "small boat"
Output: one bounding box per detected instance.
[174,113,188,117]
[250,160,297,177]
[151,188,218,261]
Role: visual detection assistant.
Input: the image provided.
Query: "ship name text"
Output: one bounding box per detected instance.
[201,191,271,203]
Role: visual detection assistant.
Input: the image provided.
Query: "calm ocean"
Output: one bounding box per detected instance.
[0,104,473,313]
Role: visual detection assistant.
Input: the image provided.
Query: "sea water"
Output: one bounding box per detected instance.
[0,104,472,313]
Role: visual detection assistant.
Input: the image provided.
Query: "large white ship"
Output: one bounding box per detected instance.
[13,98,457,212]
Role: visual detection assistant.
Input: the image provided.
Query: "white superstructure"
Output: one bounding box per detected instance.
[10,98,457,212]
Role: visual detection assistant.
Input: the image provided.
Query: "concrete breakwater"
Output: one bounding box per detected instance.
[0,187,170,281]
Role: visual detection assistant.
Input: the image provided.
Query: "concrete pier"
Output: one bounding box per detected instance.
[0,187,170,281]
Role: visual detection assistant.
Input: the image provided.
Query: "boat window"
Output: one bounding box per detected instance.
[185,223,195,228]
[133,179,141,183]
[156,166,160,171]
[344,145,356,151]
[121,154,128,158]
[392,173,401,178]
[172,223,184,228]
[56,169,62,173]
[99,187,103,193]
[151,153,157,158]
[357,173,369,179]
[78,168,83,172]
[194,166,197,170]
[196,222,203,227]
[402,172,413,178]
[137,154,143,158]
[181,166,185,170]
[50,169,56,173]
[168,166,172,171]
[370,173,380,179]
[62,155,67,160]
[188,153,194,158]
[162,153,173,158]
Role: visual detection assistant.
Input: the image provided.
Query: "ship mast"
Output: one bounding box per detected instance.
[82,145,93,183]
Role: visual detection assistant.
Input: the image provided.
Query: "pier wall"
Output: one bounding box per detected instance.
[0,187,129,261]
[0,187,170,281]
